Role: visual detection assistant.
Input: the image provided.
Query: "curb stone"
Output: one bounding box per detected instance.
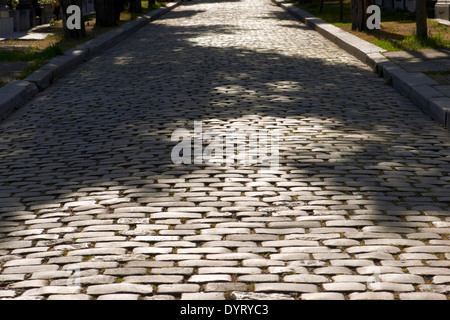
[272,0,450,130]
[0,2,180,123]
[0,80,39,120]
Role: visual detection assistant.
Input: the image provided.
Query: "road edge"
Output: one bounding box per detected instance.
[0,2,181,122]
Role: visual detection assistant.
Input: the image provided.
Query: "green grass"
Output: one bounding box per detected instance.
[424,70,450,85]
[0,44,64,63]
[120,0,166,23]
[294,0,352,26]
[0,45,64,83]
[292,0,450,51]
[371,32,450,51]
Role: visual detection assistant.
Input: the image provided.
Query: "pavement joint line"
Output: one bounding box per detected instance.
[0,1,181,123]
[272,0,450,130]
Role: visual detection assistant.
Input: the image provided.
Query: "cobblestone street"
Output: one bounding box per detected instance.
[1,0,450,300]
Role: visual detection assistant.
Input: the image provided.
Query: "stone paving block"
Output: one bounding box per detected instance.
[178,260,239,267]
[96,294,140,300]
[313,267,353,275]
[86,283,153,295]
[357,266,404,275]
[22,286,82,296]
[103,268,147,276]
[432,276,450,284]
[198,267,262,275]
[142,295,176,300]
[405,246,450,253]
[284,274,330,283]
[368,282,415,292]
[123,275,184,284]
[187,275,232,283]
[0,241,33,250]
[346,246,401,254]
[133,247,173,255]
[150,267,194,275]
[238,275,280,282]
[418,284,450,293]
[62,262,119,271]
[301,292,345,300]
[348,292,395,300]
[181,292,226,300]
[72,275,115,285]
[407,267,450,275]
[157,284,200,294]
[154,254,203,261]
[29,271,73,280]
[255,283,318,293]
[270,253,311,261]
[3,265,59,274]
[399,292,447,300]
[10,280,49,289]
[3,258,43,267]
[46,294,93,300]
[0,275,25,282]
[322,282,366,292]
[0,290,17,298]
[330,260,374,267]
[206,253,263,260]
[331,275,370,283]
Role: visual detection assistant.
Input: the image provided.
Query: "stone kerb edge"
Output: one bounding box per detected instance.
[272,0,450,130]
[0,2,180,123]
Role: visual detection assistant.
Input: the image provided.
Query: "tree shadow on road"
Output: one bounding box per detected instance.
[0,3,450,256]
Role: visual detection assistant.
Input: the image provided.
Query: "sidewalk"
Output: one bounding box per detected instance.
[384,49,450,96]
[272,0,450,130]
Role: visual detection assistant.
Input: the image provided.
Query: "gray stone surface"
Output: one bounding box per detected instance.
[0,2,180,122]
[0,0,450,301]
[0,80,38,121]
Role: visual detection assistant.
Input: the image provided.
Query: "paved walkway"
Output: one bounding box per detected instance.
[1,0,450,300]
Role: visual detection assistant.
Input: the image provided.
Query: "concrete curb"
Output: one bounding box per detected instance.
[0,2,180,122]
[272,0,450,130]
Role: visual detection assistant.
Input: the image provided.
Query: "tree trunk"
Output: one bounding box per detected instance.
[114,0,126,21]
[94,0,116,27]
[60,0,86,39]
[339,0,344,22]
[351,0,372,31]
[319,0,324,13]
[416,0,427,39]
[129,0,142,13]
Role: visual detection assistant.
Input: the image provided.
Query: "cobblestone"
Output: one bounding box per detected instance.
[301,293,345,300]
[1,0,450,300]
[348,292,395,300]
[399,292,447,300]
[86,283,154,295]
